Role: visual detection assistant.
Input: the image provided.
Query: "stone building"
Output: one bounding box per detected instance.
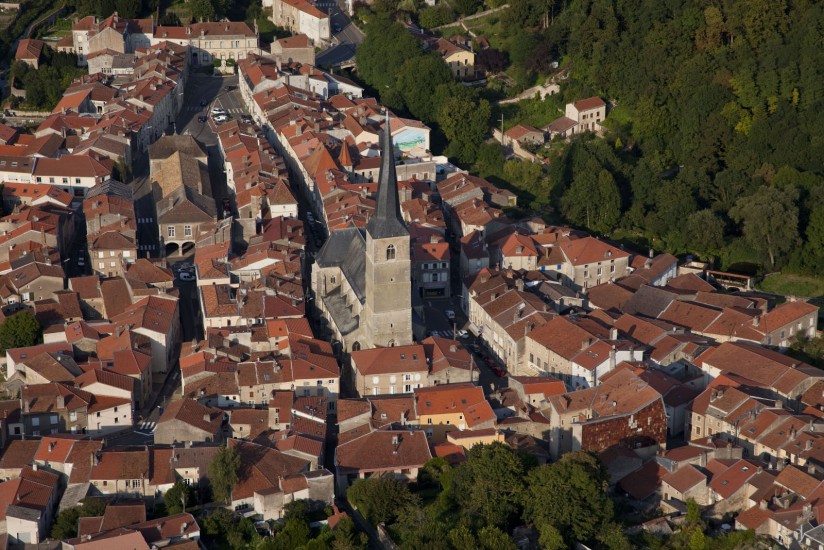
[312,114,413,352]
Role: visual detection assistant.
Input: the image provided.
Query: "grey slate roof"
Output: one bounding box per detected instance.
[157,184,217,223]
[85,179,132,200]
[149,134,207,162]
[365,116,408,240]
[623,284,679,318]
[315,227,366,303]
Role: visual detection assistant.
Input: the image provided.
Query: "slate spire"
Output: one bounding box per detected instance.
[366,110,408,239]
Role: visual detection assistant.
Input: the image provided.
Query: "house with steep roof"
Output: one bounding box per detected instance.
[271,0,330,45]
[335,429,431,491]
[351,344,428,397]
[544,369,667,459]
[112,295,180,375]
[414,383,494,442]
[154,398,224,445]
[0,466,59,544]
[15,39,45,69]
[422,336,476,385]
[89,448,151,497]
[433,37,475,79]
[546,97,607,138]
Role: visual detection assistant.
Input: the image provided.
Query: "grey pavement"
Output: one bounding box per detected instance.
[316,11,364,67]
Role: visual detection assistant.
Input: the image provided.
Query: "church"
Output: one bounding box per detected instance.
[311,115,413,352]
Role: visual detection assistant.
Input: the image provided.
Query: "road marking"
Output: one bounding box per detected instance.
[137,421,156,433]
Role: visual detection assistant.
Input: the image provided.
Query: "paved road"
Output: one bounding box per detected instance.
[316,11,364,67]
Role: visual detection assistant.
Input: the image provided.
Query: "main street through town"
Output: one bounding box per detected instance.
[316,11,365,68]
[113,72,247,445]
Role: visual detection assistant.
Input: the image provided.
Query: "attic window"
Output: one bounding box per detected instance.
[425,401,431,407]
[722,480,728,485]
[400,354,405,360]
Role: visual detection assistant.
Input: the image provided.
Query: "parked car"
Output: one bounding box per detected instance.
[211,107,226,115]
[198,115,207,123]
[445,309,456,320]
[179,271,195,281]
[199,100,207,107]
[241,114,253,123]
[214,115,229,123]
[457,329,468,338]
[491,366,506,377]
[333,23,341,32]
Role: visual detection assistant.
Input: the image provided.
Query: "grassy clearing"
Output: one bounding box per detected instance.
[759,273,824,298]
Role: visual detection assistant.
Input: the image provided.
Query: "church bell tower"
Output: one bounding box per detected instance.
[362,112,413,348]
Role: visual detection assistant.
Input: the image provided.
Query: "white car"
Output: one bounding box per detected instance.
[446,309,456,320]
[179,271,195,281]
[211,107,225,115]
[457,329,468,338]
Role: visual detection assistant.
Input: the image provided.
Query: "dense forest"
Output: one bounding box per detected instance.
[356,0,824,278]
[347,445,756,550]
[536,0,824,275]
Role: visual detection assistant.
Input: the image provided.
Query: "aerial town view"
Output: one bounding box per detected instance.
[0,0,817,548]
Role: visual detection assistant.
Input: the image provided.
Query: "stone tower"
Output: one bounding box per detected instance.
[362,113,413,349]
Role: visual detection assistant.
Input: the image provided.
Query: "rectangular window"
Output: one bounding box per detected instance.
[31,417,40,427]
[50,415,58,424]
[98,252,104,258]
[123,251,131,258]
[98,262,105,269]
[184,225,192,237]
[167,226,175,238]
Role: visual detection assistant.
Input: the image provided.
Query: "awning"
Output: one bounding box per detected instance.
[468,322,481,337]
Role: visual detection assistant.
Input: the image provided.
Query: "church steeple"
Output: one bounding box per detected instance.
[366,111,408,239]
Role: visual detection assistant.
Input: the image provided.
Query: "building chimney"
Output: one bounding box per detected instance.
[515,279,524,292]
[181,522,188,535]
[56,394,65,409]
[610,327,618,340]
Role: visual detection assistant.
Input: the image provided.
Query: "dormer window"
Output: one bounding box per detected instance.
[386,244,396,260]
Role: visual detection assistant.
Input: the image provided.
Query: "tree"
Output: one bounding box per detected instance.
[51,499,108,539]
[356,16,423,93]
[438,95,491,164]
[396,55,454,122]
[474,142,506,179]
[163,480,195,515]
[0,311,42,354]
[451,442,525,528]
[561,164,621,233]
[114,0,140,18]
[259,519,311,550]
[451,0,478,15]
[730,185,800,268]
[209,446,240,504]
[331,517,368,550]
[190,0,216,21]
[418,5,454,28]
[477,525,518,550]
[521,452,613,545]
[346,476,419,526]
[476,48,509,74]
[686,209,726,257]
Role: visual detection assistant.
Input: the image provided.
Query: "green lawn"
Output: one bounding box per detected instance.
[496,94,565,131]
[758,273,824,298]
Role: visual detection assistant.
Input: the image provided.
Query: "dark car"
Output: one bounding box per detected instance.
[333,23,341,32]
[223,85,234,91]
[491,365,506,377]
[197,115,207,122]
[199,100,207,107]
